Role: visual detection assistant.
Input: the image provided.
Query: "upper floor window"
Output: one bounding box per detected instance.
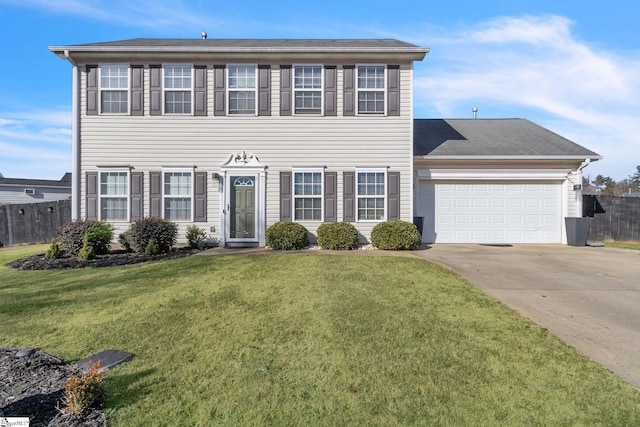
[294,65,322,115]
[357,171,385,220]
[163,170,192,221]
[228,65,257,115]
[293,171,323,221]
[99,170,129,221]
[164,65,192,114]
[357,66,385,114]
[100,64,129,114]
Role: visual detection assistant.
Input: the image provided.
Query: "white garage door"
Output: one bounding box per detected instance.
[418,181,562,244]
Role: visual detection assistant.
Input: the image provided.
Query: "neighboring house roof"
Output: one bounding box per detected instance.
[0,173,72,189]
[49,38,429,62]
[414,119,601,160]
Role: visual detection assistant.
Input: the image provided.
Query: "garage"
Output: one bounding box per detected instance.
[417,180,563,244]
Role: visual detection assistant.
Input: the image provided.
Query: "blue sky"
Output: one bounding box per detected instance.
[0,0,638,181]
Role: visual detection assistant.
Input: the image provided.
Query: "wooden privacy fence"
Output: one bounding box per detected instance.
[0,199,71,246]
[586,195,640,242]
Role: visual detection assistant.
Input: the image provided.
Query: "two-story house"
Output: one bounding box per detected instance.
[50,38,428,247]
[50,37,601,246]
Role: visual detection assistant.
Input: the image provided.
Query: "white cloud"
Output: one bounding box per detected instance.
[411,15,640,180]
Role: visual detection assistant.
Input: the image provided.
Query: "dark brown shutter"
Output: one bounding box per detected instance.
[387,171,400,220]
[194,66,207,116]
[130,172,143,220]
[194,171,207,222]
[258,65,271,116]
[280,172,292,221]
[150,171,162,217]
[214,65,226,116]
[343,171,355,222]
[131,65,144,116]
[343,65,355,116]
[86,172,98,219]
[86,65,98,116]
[150,65,162,116]
[280,65,292,116]
[324,172,337,222]
[324,66,337,116]
[387,65,400,116]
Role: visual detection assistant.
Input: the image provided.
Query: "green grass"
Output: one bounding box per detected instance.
[605,240,640,251]
[1,246,640,426]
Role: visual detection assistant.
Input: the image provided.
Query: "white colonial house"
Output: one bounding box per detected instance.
[50,37,599,246]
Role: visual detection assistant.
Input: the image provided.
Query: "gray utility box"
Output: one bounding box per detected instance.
[565,217,589,247]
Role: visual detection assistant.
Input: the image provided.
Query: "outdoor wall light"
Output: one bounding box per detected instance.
[18,208,25,215]
[47,206,54,213]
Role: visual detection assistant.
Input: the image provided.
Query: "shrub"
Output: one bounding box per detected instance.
[186,224,207,249]
[63,361,103,415]
[145,238,160,255]
[265,222,309,250]
[371,219,422,250]
[317,222,360,250]
[0,241,3,248]
[118,232,132,252]
[83,222,113,255]
[45,239,62,259]
[77,236,96,260]
[57,219,103,255]
[128,217,178,253]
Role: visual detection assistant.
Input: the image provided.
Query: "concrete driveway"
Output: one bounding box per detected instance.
[412,244,640,388]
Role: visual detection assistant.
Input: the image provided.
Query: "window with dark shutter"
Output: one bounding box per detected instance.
[324,66,337,116]
[324,172,337,222]
[387,171,400,220]
[343,66,355,116]
[130,172,143,220]
[149,65,162,116]
[131,65,144,116]
[387,65,400,116]
[214,65,226,116]
[258,65,271,116]
[86,172,98,219]
[194,172,207,222]
[149,171,162,217]
[343,171,355,222]
[194,66,207,116]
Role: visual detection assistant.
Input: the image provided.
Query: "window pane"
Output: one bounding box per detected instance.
[294,172,321,195]
[101,198,127,221]
[295,198,321,221]
[164,172,192,195]
[357,66,385,89]
[294,66,322,89]
[164,65,192,89]
[165,198,191,220]
[358,92,384,113]
[228,65,256,89]
[100,172,128,195]
[294,92,321,113]
[101,91,128,114]
[229,91,256,114]
[165,91,192,114]
[100,65,128,89]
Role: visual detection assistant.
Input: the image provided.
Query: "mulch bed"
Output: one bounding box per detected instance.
[0,348,105,427]
[8,247,195,270]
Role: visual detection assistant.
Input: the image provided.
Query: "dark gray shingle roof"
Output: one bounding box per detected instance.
[414,119,600,158]
[0,173,72,188]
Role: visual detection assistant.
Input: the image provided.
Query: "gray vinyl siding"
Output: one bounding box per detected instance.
[77,64,414,241]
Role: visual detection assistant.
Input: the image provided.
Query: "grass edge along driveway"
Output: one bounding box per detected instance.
[1,245,639,426]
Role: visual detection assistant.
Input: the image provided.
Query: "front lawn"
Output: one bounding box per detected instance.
[1,246,639,425]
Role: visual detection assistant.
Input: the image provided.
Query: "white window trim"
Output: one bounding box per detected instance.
[292,168,324,222]
[355,168,387,222]
[227,64,258,116]
[292,64,324,116]
[162,64,194,115]
[162,168,195,222]
[99,64,130,115]
[355,64,387,116]
[98,168,130,222]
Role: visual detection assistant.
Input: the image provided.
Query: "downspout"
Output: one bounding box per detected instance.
[65,50,81,220]
[574,158,591,219]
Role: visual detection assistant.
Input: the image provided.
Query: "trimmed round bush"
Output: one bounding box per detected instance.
[371,220,421,250]
[317,222,360,250]
[265,222,309,250]
[57,219,111,255]
[128,217,178,253]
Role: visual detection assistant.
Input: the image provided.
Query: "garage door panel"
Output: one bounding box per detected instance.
[418,180,561,244]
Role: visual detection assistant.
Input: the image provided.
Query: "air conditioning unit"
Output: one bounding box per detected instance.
[24,188,36,195]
